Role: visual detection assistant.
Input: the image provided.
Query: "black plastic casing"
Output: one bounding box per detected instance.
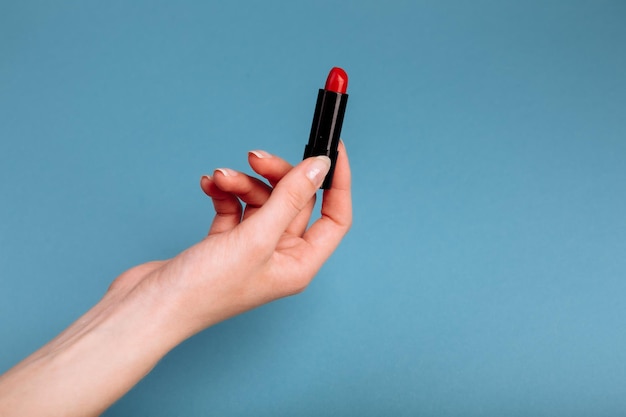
[303,89,349,189]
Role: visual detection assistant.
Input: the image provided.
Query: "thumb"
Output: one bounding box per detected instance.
[242,155,331,244]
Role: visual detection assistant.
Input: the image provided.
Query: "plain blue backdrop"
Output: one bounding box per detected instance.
[1,1,626,415]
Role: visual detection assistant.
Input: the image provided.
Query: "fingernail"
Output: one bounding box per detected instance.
[201,175,212,181]
[249,150,272,159]
[215,168,238,177]
[306,156,331,187]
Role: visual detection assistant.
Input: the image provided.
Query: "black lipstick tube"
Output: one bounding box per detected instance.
[303,89,349,189]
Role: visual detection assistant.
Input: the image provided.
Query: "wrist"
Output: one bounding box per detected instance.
[0,282,184,417]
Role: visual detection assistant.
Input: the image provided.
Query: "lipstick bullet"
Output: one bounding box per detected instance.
[303,67,349,189]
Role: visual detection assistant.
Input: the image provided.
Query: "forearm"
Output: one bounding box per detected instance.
[0,146,351,416]
[0,285,182,417]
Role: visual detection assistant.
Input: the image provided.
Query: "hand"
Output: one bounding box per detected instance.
[107,141,352,340]
[0,142,351,417]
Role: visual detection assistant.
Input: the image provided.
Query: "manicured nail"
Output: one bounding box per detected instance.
[201,175,212,182]
[249,150,272,159]
[215,168,238,177]
[306,156,331,187]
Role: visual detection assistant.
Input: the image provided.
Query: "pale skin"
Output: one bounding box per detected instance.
[0,142,352,417]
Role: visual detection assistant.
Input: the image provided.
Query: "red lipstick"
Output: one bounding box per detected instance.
[303,67,349,189]
[324,67,348,94]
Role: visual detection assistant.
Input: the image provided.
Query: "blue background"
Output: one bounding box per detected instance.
[1,1,626,415]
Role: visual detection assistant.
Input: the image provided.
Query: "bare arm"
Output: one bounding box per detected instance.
[0,143,352,417]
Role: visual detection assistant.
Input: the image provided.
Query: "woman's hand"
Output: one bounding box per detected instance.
[0,142,351,417]
[113,141,352,339]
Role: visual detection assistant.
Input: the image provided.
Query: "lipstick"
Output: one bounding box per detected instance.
[303,67,349,189]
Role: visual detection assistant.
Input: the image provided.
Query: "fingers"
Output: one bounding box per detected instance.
[242,155,331,246]
[212,167,272,219]
[200,175,242,235]
[248,150,316,236]
[201,146,338,243]
[211,151,316,236]
[247,150,292,187]
[302,140,352,261]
